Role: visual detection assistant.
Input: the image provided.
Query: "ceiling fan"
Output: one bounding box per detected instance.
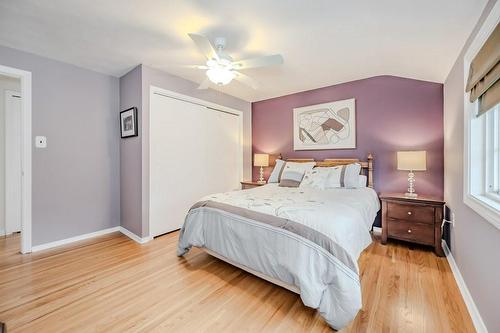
[186,33,284,90]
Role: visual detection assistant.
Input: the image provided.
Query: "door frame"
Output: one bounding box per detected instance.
[0,64,32,254]
[148,85,244,238]
[5,90,22,234]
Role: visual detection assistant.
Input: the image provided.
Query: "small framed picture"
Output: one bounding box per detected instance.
[120,107,138,138]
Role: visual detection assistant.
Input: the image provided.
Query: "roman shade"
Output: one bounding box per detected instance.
[465,22,500,116]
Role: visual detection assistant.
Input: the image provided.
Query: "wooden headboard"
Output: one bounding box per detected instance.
[276,153,374,188]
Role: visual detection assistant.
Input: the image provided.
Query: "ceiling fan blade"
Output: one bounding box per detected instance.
[178,65,208,69]
[197,78,211,90]
[232,54,283,70]
[234,72,259,89]
[188,33,220,61]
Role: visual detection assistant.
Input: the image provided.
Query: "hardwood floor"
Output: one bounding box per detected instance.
[0,231,474,332]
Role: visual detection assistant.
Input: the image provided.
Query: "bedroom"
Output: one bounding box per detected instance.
[0,0,499,332]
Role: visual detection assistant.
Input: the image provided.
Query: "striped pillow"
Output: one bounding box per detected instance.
[278,162,316,187]
[268,159,286,183]
[325,163,362,188]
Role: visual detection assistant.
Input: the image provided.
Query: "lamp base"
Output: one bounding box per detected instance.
[405,171,418,198]
[257,166,266,184]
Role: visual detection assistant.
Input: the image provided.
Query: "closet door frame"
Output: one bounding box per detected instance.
[148,85,244,236]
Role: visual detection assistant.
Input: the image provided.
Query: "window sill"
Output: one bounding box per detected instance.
[464,194,500,229]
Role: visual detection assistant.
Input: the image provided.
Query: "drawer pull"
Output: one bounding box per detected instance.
[407,211,412,215]
[407,229,412,233]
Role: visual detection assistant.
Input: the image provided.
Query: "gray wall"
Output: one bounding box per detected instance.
[119,65,252,237]
[119,66,142,236]
[443,0,500,331]
[0,44,251,244]
[0,45,120,246]
[0,75,21,235]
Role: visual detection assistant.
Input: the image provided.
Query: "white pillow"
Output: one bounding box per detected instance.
[278,162,316,187]
[325,163,361,189]
[358,175,367,187]
[268,159,285,183]
[268,160,316,183]
[299,168,331,190]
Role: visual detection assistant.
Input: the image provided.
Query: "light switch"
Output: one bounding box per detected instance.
[35,136,47,148]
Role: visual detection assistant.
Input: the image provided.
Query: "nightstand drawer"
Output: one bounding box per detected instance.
[387,202,434,224]
[387,219,434,245]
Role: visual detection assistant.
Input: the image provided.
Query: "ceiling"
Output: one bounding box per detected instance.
[0,0,487,102]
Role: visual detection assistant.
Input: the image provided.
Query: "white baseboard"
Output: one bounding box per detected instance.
[31,226,121,252]
[442,241,488,333]
[30,226,153,252]
[119,227,152,244]
[372,226,382,234]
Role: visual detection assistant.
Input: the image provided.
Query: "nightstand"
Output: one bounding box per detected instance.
[240,181,266,190]
[380,193,445,256]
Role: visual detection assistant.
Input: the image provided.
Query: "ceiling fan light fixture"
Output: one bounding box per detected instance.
[188,33,283,90]
[206,67,235,85]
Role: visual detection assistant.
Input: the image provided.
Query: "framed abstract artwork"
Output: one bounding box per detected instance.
[120,107,138,138]
[293,98,356,150]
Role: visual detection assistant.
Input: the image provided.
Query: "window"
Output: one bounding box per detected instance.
[465,100,500,229]
[485,104,499,202]
[463,3,500,229]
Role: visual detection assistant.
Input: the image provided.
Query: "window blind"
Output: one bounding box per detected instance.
[466,23,500,117]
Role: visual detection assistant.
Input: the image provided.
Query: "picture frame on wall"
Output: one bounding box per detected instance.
[120,107,138,138]
[293,98,356,150]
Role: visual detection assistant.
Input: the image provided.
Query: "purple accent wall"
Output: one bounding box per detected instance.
[252,75,444,198]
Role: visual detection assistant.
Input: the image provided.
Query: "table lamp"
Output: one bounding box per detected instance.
[397,151,426,197]
[254,153,269,184]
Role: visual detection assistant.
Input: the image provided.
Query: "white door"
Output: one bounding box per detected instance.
[5,90,22,234]
[150,92,242,237]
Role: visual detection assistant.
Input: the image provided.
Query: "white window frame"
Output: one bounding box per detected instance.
[484,105,499,201]
[463,1,500,229]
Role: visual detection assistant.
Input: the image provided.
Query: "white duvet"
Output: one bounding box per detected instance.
[178,184,380,329]
[205,183,380,267]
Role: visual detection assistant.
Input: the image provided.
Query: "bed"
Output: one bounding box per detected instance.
[177,154,379,330]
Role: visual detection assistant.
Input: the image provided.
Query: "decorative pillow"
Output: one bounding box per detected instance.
[299,167,331,190]
[267,159,286,183]
[278,162,316,187]
[358,175,368,187]
[325,163,362,188]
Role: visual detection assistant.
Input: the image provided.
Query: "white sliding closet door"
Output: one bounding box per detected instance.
[150,91,242,237]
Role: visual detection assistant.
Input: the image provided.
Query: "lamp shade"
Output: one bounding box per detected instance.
[254,153,269,167]
[397,151,426,171]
